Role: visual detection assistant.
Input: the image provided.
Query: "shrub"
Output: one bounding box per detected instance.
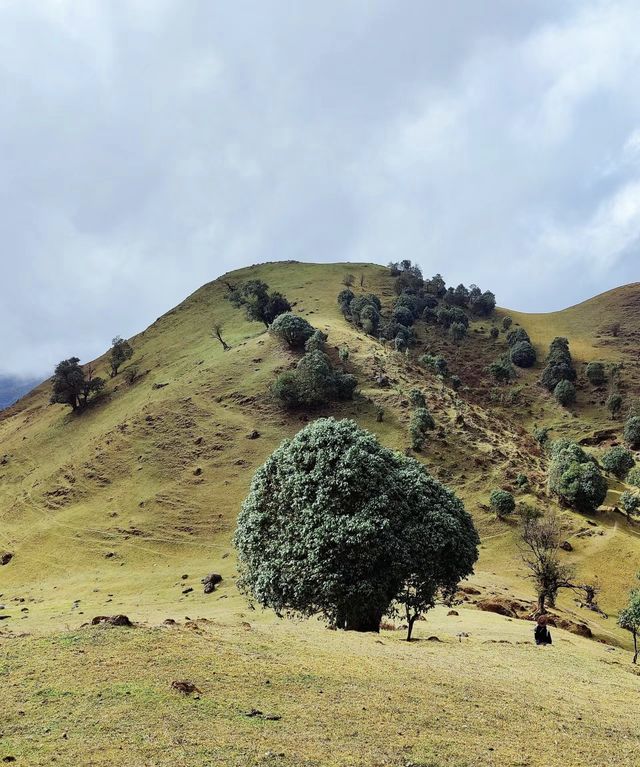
[620,491,640,521]
[554,380,576,406]
[627,467,640,488]
[304,330,328,353]
[510,341,537,368]
[624,416,640,448]
[548,440,608,513]
[272,350,357,409]
[338,347,349,363]
[437,306,468,329]
[515,473,530,490]
[489,356,516,383]
[109,336,133,377]
[601,446,635,479]
[50,358,105,411]
[490,327,499,340]
[533,426,551,448]
[337,288,355,315]
[450,375,462,391]
[410,408,435,450]
[409,389,426,408]
[228,280,291,327]
[234,418,479,637]
[420,354,448,377]
[506,328,531,347]
[607,393,623,418]
[502,316,513,331]
[422,307,438,324]
[490,489,515,519]
[450,322,467,343]
[394,293,420,319]
[472,290,496,317]
[586,361,607,386]
[392,305,414,327]
[270,313,316,348]
[541,337,576,391]
[618,581,640,664]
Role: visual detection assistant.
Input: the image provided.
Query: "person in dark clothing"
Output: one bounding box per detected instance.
[535,618,552,646]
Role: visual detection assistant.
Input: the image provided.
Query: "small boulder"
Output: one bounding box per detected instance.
[246,430,261,440]
[0,552,13,566]
[171,680,202,695]
[447,609,459,616]
[202,573,223,594]
[560,540,573,552]
[91,614,133,627]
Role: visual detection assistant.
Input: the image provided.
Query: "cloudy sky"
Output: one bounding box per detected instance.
[1,1,640,377]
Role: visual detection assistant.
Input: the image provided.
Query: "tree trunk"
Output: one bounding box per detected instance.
[406,615,417,642]
[344,605,382,633]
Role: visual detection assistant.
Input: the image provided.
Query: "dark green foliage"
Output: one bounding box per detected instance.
[272,350,356,409]
[392,305,414,327]
[234,418,479,634]
[471,290,496,317]
[620,492,640,521]
[490,327,499,340]
[533,426,552,448]
[269,313,316,349]
[607,393,623,418]
[450,322,467,343]
[394,293,420,319]
[541,337,576,392]
[489,489,515,519]
[554,379,576,406]
[586,361,607,386]
[627,467,640,488]
[422,294,439,310]
[50,358,105,411]
[502,316,513,330]
[305,330,328,353]
[349,294,382,335]
[489,356,516,383]
[410,408,435,451]
[506,327,531,347]
[380,321,415,348]
[422,307,438,324]
[425,273,446,297]
[337,288,355,315]
[548,440,608,513]
[390,261,424,295]
[601,446,635,479]
[450,375,462,391]
[437,306,469,329]
[515,473,530,490]
[228,280,291,328]
[338,346,349,363]
[409,389,426,408]
[420,354,448,377]
[618,577,640,663]
[109,336,133,377]
[510,340,537,368]
[624,416,640,448]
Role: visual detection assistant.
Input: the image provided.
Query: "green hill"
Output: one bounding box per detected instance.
[1,261,639,766]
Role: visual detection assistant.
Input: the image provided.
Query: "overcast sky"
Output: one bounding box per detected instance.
[1,1,640,377]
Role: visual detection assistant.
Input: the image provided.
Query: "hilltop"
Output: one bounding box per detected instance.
[1,261,640,766]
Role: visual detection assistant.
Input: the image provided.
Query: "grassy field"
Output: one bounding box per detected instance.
[1,261,640,765]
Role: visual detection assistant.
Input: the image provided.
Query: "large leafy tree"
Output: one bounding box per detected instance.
[548,440,607,513]
[234,418,479,637]
[50,358,105,411]
[228,280,291,328]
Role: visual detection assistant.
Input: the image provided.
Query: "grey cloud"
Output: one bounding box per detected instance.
[0,0,638,376]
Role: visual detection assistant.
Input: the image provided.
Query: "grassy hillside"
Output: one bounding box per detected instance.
[1,261,639,766]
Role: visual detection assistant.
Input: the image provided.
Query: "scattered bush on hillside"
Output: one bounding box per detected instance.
[234,418,479,640]
[607,393,623,419]
[338,346,349,363]
[489,356,516,383]
[623,416,640,449]
[394,293,421,320]
[502,316,513,331]
[586,361,607,387]
[109,336,133,377]
[490,327,499,340]
[420,354,448,378]
[620,491,640,522]
[627,467,640,488]
[515,473,530,491]
[270,313,316,349]
[410,408,435,451]
[601,446,635,479]
[337,288,355,316]
[305,330,327,353]
[521,513,574,613]
[450,374,462,391]
[618,577,640,664]
[409,388,426,408]
[437,306,469,329]
[533,426,552,448]
[389,260,424,295]
[424,273,447,297]
[554,380,576,407]
[272,350,356,409]
[541,337,576,392]
[348,294,382,335]
[548,440,608,513]
[510,340,537,368]
[228,280,291,328]
[392,305,414,327]
[450,322,467,343]
[50,358,105,412]
[490,489,516,519]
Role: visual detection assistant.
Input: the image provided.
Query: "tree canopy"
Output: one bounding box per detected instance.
[228,280,291,328]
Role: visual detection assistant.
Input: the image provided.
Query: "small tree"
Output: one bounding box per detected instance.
[520,514,574,613]
[450,322,467,343]
[607,393,623,419]
[541,337,576,392]
[548,440,608,513]
[269,313,316,349]
[623,416,640,449]
[109,336,133,377]
[620,491,640,522]
[212,324,230,351]
[601,446,635,479]
[50,358,105,411]
[409,389,426,408]
[228,280,291,328]
[234,418,479,635]
[490,327,499,340]
[502,316,513,331]
[510,341,537,368]
[339,347,349,363]
[490,489,516,519]
[554,380,576,406]
[410,408,435,451]
[305,330,327,353]
[627,467,640,488]
[586,361,607,386]
[489,356,516,383]
[618,577,640,663]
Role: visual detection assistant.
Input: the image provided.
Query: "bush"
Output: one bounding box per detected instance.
[548,440,608,513]
[624,416,640,448]
[450,322,467,343]
[490,489,515,519]
[607,393,623,418]
[270,313,316,348]
[502,316,513,331]
[50,358,105,411]
[490,327,499,340]
[337,288,355,315]
[541,337,576,391]
[554,380,576,406]
[627,467,640,488]
[533,426,551,448]
[409,389,426,408]
[437,306,468,329]
[272,350,357,409]
[304,330,328,353]
[515,473,530,490]
[350,294,382,334]
[394,293,420,319]
[489,356,516,383]
[620,491,640,521]
[234,418,479,634]
[472,290,496,317]
[510,341,537,368]
[601,446,635,479]
[422,307,438,324]
[109,336,133,377]
[392,305,414,327]
[586,361,607,386]
[339,347,349,363]
[506,328,531,347]
[420,354,448,377]
[410,408,435,450]
[450,375,462,391]
[228,280,291,327]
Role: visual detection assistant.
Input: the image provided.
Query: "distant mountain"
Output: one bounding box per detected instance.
[0,375,40,409]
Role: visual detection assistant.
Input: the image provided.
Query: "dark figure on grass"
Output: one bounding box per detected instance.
[535,616,552,646]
